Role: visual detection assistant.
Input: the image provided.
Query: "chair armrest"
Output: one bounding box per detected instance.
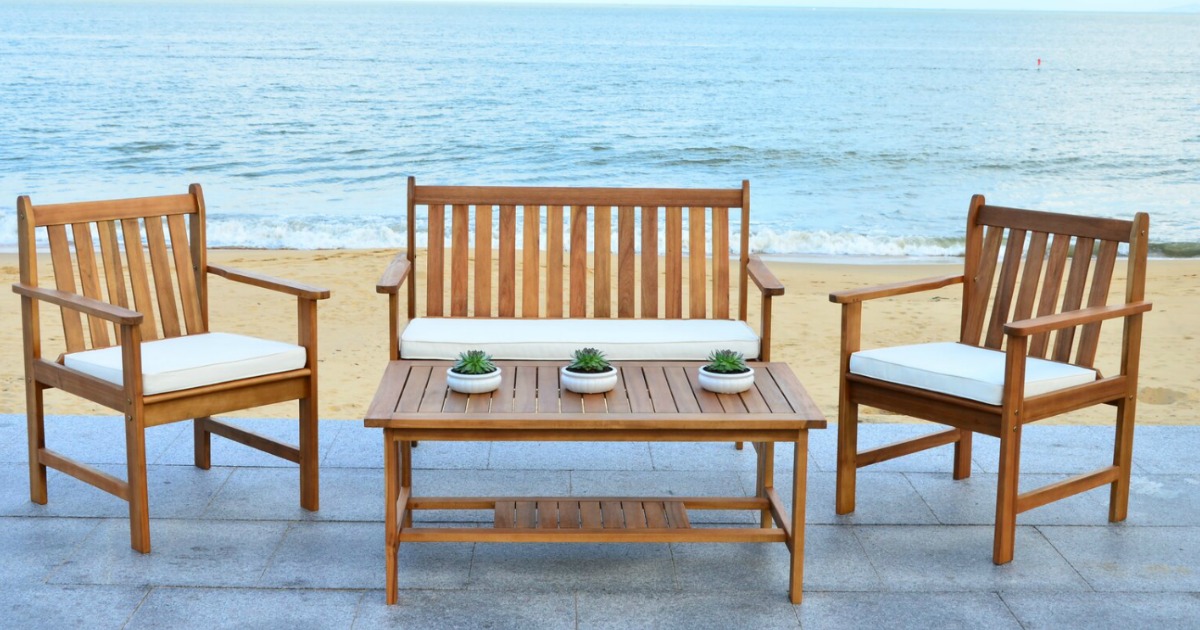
[829,274,963,304]
[13,283,143,325]
[208,264,330,300]
[747,255,784,296]
[1004,301,1152,338]
[376,253,412,294]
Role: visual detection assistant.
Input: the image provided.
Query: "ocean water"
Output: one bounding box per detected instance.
[2,1,1198,258]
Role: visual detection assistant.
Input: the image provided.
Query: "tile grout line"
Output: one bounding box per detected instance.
[995,590,1030,630]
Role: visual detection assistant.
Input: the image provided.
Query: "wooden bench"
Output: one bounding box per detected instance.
[376,177,784,366]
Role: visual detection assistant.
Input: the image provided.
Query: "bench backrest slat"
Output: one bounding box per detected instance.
[405,177,751,324]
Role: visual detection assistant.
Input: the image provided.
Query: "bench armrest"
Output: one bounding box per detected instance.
[747,255,784,296]
[208,264,330,300]
[1004,301,1152,337]
[13,283,143,325]
[376,253,412,294]
[829,274,963,304]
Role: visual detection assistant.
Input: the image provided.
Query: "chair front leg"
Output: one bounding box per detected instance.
[994,337,1027,564]
[298,296,320,512]
[125,410,151,553]
[835,301,862,515]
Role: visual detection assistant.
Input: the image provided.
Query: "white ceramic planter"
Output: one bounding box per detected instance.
[446,367,502,394]
[560,366,618,394]
[698,366,755,394]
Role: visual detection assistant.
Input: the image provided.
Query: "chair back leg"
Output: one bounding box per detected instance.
[27,383,48,504]
[953,431,973,480]
[193,417,212,470]
[1109,398,1136,522]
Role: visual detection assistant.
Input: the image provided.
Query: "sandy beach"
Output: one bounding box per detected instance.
[2,250,1195,425]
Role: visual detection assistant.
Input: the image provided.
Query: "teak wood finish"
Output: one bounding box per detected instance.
[376,177,784,361]
[365,360,826,605]
[14,186,330,553]
[829,195,1151,564]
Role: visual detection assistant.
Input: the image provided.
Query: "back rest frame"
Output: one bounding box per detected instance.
[404,177,752,323]
[959,194,1149,369]
[17,185,210,354]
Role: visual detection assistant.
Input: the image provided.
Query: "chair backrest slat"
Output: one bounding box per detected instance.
[98,220,130,310]
[546,205,564,317]
[593,206,612,318]
[640,206,659,318]
[450,204,469,317]
[522,205,540,317]
[961,225,1003,345]
[1075,239,1119,367]
[712,207,730,319]
[166,214,204,335]
[1051,237,1094,362]
[71,222,111,348]
[689,207,706,318]
[47,224,86,352]
[498,205,517,317]
[984,228,1027,349]
[1011,231,1049,325]
[406,179,751,325]
[1028,233,1071,357]
[144,216,183,338]
[19,186,211,357]
[121,218,159,340]
[617,206,636,318]
[960,199,1143,371]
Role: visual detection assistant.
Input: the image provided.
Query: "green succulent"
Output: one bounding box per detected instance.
[704,349,749,374]
[451,350,497,375]
[566,347,612,373]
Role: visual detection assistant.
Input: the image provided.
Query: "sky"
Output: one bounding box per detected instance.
[408,1,1184,11]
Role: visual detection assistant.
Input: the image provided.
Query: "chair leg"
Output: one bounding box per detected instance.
[299,395,319,512]
[993,424,1022,565]
[125,412,151,553]
[193,417,212,470]
[953,430,973,480]
[1109,397,1136,522]
[27,383,47,505]
[835,400,859,515]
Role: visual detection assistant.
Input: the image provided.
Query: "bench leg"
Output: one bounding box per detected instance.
[125,412,151,554]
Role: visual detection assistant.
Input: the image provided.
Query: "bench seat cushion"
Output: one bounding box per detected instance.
[64,332,308,396]
[849,341,1096,406]
[400,318,761,361]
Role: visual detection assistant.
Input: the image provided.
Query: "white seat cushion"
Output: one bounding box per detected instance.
[849,341,1096,405]
[400,318,761,361]
[64,332,307,396]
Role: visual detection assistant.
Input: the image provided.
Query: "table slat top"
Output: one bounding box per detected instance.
[365,361,826,430]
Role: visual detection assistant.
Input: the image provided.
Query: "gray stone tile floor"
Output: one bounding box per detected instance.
[3,413,1199,629]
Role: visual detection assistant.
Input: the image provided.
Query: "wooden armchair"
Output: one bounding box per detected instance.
[14,185,330,553]
[830,196,1150,564]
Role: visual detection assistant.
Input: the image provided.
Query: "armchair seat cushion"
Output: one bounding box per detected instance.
[849,341,1096,405]
[400,318,760,361]
[64,332,307,395]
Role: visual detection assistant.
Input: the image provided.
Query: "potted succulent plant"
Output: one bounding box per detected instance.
[698,349,754,394]
[560,347,618,394]
[446,350,502,394]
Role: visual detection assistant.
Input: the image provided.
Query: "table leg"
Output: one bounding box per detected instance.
[384,431,400,605]
[788,430,809,605]
[401,440,413,528]
[756,441,775,527]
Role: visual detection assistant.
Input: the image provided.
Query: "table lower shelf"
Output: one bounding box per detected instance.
[392,495,793,545]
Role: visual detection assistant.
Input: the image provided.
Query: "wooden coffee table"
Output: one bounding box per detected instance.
[364,360,826,604]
